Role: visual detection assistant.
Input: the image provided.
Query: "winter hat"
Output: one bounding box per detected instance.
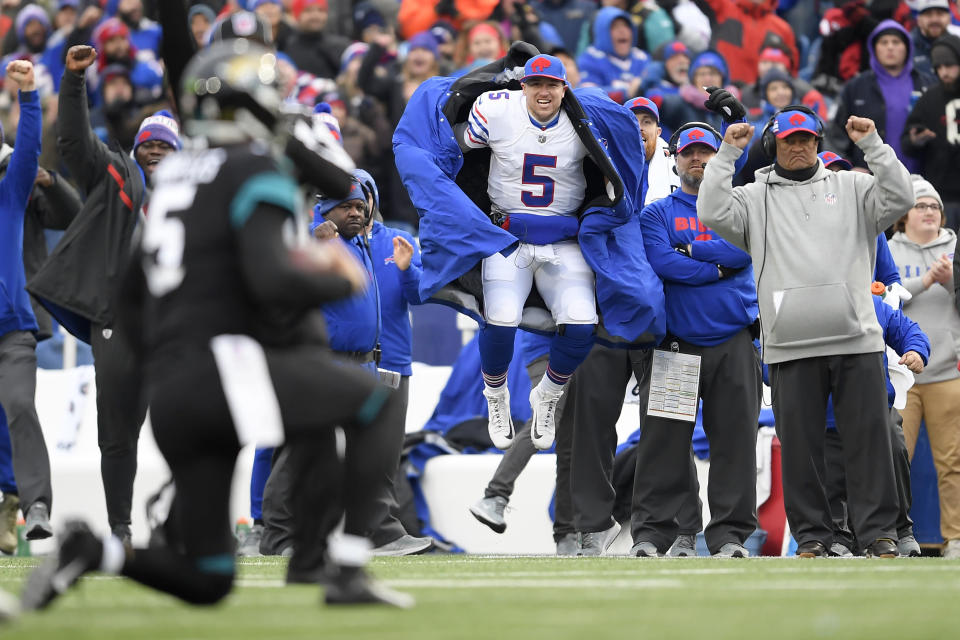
[872,26,910,51]
[407,31,439,58]
[659,40,691,62]
[759,47,791,69]
[94,17,130,51]
[249,0,281,10]
[15,4,51,42]
[430,20,457,46]
[100,63,131,89]
[911,175,943,210]
[914,0,951,13]
[354,168,379,213]
[313,102,343,145]
[340,41,369,73]
[312,179,366,231]
[353,2,385,32]
[931,34,960,68]
[689,50,728,85]
[760,69,795,102]
[134,110,182,152]
[58,0,79,8]
[188,4,215,25]
[292,0,328,19]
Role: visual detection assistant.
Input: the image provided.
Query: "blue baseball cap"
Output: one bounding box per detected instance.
[521,54,567,84]
[676,126,720,153]
[818,151,852,170]
[625,96,659,122]
[772,108,821,139]
[661,40,690,61]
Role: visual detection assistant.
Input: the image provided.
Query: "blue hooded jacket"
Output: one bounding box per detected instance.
[825,295,930,429]
[370,221,422,375]
[0,90,42,338]
[576,7,651,103]
[393,63,665,347]
[639,188,757,345]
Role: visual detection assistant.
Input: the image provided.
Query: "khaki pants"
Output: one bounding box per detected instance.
[899,377,960,542]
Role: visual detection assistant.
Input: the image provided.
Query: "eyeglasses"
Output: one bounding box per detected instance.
[913,202,942,212]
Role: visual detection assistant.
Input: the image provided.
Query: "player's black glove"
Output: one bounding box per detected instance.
[718,264,744,279]
[673,243,692,258]
[703,86,746,124]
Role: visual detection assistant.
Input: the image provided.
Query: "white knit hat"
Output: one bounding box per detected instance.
[911,175,943,210]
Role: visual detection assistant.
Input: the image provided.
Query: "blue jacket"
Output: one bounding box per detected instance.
[321,235,380,355]
[875,233,899,286]
[370,221,422,375]
[0,90,42,338]
[639,189,757,346]
[825,296,930,428]
[393,74,665,346]
[576,7,651,103]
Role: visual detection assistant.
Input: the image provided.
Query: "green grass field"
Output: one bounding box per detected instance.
[1,555,959,639]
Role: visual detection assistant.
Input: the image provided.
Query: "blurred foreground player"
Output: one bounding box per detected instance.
[21,39,412,611]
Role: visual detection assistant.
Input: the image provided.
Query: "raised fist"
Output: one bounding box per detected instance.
[703,86,746,123]
[66,46,97,75]
[5,60,34,92]
[845,116,876,144]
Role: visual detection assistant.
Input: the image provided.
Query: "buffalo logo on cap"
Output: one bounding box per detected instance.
[531,57,550,73]
[687,129,704,140]
[788,113,806,126]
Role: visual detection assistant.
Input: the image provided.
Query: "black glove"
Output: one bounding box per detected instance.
[703,86,746,124]
[718,264,744,279]
[673,243,692,258]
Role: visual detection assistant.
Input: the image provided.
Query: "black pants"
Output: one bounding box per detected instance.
[121,344,396,604]
[770,352,898,551]
[632,329,761,554]
[825,407,914,548]
[261,356,405,564]
[91,324,148,533]
[0,331,51,513]
[559,344,657,535]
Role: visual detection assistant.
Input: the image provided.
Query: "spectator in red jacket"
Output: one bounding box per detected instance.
[693,0,799,85]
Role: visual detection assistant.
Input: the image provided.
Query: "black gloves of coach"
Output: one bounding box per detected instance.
[676,244,743,279]
[703,86,746,123]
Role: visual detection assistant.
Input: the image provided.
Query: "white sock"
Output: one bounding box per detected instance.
[100,535,126,575]
[537,376,565,398]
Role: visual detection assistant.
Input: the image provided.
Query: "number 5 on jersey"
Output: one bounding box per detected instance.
[521,153,557,208]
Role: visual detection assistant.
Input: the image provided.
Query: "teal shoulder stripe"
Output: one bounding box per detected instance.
[229,172,299,228]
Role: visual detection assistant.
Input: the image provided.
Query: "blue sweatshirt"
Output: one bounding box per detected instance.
[875,233,900,286]
[321,234,380,356]
[576,7,650,103]
[639,188,757,345]
[369,221,422,376]
[0,90,42,338]
[825,295,930,428]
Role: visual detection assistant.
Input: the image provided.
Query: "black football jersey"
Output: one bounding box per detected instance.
[139,141,302,365]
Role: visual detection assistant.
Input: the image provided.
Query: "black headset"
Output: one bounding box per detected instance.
[668,121,722,157]
[760,104,824,160]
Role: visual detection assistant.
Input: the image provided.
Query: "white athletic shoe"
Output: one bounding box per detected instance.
[483,385,514,450]
[529,383,562,450]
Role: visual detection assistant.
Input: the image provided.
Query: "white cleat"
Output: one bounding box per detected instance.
[529,384,562,450]
[483,385,514,449]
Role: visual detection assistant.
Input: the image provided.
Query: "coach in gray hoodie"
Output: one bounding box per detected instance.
[697,105,914,558]
[888,176,960,558]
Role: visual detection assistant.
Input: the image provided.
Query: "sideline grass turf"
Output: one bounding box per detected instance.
[1,555,959,639]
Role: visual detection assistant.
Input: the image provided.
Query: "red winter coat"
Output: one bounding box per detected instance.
[700,0,799,85]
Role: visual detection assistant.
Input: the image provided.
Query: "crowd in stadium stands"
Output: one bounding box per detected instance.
[0,0,958,577]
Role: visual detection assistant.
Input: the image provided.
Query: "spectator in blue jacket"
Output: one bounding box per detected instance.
[0,59,50,545]
[825,295,929,558]
[634,123,761,558]
[577,6,650,104]
[261,176,432,564]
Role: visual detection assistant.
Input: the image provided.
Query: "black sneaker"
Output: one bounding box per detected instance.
[796,540,827,558]
[324,565,414,609]
[21,521,103,611]
[864,538,898,558]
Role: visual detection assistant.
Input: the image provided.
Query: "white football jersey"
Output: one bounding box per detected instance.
[466,89,588,217]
